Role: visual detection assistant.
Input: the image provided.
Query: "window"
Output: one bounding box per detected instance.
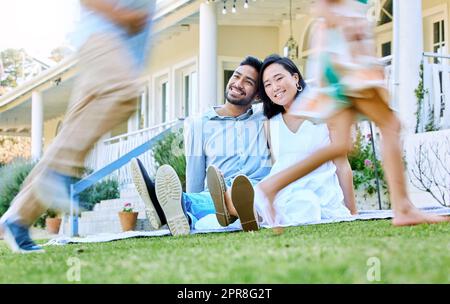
[301,21,321,78]
[182,70,197,117]
[381,41,391,57]
[136,90,147,129]
[433,20,445,62]
[378,0,393,26]
[184,75,189,117]
[224,70,234,94]
[161,82,168,123]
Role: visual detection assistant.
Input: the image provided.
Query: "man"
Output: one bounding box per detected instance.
[1,0,155,253]
[131,56,271,235]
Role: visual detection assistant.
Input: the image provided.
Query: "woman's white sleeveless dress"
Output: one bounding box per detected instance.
[254,113,351,227]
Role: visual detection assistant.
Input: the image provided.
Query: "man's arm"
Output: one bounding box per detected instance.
[184,117,206,193]
[81,0,149,35]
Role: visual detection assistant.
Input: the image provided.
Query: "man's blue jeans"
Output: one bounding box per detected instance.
[182,191,216,229]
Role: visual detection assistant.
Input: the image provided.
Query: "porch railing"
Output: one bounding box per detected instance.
[381,55,393,95]
[68,119,184,236]
[419,52,450,132]
[84,119,181,186]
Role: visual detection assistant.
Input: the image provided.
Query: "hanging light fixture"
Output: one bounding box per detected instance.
[206,0,255,14]
[283,0,299,61]
[222,0,227,14]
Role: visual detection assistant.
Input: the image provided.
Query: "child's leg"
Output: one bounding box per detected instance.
[329,120,358,214]
[259,108,356,204]
[334,156,358,214]
[351,89,449,225]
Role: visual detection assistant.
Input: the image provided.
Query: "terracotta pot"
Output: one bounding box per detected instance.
[46,217,62,234]
[118,212,138,231]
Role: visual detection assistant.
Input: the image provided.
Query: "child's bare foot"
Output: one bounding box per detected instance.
[392,206,450,226]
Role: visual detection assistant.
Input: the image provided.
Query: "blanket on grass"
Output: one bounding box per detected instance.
[43,206,450,246]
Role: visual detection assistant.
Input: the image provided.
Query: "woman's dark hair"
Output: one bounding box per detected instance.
[259,54,306,119]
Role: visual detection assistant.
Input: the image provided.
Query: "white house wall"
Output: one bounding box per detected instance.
[43,116,63,150]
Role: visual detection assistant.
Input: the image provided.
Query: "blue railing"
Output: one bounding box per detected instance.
[68,120,184,236]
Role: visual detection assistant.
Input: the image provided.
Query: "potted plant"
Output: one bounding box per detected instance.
[45,209,62,234]
[118,202,138,232]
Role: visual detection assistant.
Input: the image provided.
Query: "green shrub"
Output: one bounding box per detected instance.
[152,127,186,191]
[0,158,35,217]
[348,129,388,196]
[0,159,119,227]
[78,178,120,211]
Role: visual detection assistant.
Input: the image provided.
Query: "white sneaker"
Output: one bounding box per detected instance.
[155,165,190,236]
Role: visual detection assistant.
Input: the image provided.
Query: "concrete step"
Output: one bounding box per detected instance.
[76,191,155,236]
[93,197,143,212]
[78,218,153,236]
[81,209,147,220]
[120,184,140,199]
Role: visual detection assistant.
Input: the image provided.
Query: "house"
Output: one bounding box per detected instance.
[0,0,449,212]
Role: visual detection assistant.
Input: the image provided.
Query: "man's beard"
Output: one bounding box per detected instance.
[225,89,254,107]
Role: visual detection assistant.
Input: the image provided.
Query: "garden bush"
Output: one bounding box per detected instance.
[152,127,186,191]
[0,159,119,227]
[0,158,35,217]
[348,129,388,196]
[78,178,120,211]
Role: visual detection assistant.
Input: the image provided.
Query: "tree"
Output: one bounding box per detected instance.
[49,46,73,63]
[0,48,24,92]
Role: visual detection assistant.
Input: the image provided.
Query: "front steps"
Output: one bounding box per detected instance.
[76,186,155,236]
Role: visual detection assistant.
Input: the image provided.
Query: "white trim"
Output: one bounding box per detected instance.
[375,21,392,34]
[172,56,198,73]
[153,0,192,21]
[0,56,76,109]
[423,4,448,58]
[172,56,198,118]
[299,18,317,55]
[423,4,448,18]
[104,119,179,144]
[151,68,171,125]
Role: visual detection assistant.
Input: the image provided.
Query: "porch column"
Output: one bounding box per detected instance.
[199,1,217,111]
[393,0,423,133]
[31,91,43,161]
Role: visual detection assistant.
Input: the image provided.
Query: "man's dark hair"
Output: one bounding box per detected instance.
[259,54,306,119]
[239,56,263,73]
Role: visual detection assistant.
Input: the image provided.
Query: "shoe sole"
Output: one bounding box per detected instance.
[130,158,162,230]
[155,165,190,236]
[231,175,259,232]
[207,165,230,226]
[2,223,45,254]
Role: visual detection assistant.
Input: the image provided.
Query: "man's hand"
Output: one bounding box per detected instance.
[81,0,149,36]
[112,8,149,35]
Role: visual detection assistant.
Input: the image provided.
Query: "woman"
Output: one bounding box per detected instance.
[253,54,355,227]
[258,0,449,226]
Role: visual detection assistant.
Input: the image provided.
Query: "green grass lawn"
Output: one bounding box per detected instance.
[0,220,449,283]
